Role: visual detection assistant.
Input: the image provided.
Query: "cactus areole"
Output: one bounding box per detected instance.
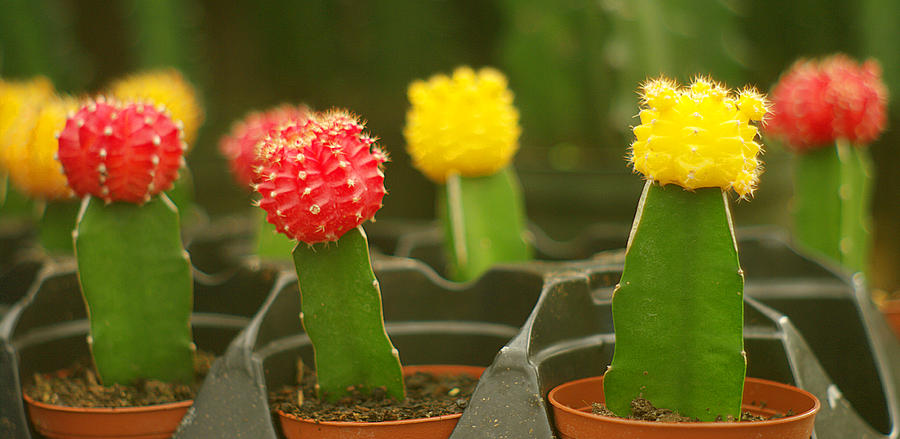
[603,77,768,421]
[254,110,387,244]
[57,98,186,205]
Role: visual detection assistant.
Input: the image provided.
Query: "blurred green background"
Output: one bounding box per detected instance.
[1,0,897,293]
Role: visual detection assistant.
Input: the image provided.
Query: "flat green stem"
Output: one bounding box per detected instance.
[74,195,194,385]
[604,182,745,421]
[256,207,296,261]
[293,226,404,402]
[37,200,80,255]
[793,143,873,273]
[440,166,532,282]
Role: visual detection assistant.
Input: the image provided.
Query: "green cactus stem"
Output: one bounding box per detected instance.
[792,141,873,273]
[255,208,294,261]
[74,194,194,385]
[604,182,745,421]
[36,200,79,254]
[439,166,532,282]
[292,226,404,402]
[0,173,32,217]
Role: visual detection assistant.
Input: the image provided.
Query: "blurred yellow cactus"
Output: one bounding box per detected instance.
[5,95,78,200]
[1,77,55,172]
[404,66,520,183]
[109,69,204,148]
[630,76,769,198]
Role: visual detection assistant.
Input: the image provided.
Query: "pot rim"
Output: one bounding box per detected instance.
[548,376,820,429]
[22,393,193,414]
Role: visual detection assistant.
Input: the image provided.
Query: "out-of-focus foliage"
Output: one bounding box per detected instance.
[0,0,897,292]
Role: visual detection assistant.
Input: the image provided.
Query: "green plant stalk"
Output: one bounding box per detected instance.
[36,199,79,255]
[604,182,745,421]
[165,167,198,229]
[792,141,873,273]
[255,207,295,261]
[0,173,32,217]
[439,166,532,282]
[74,195,194,385]
[293,226,404,402]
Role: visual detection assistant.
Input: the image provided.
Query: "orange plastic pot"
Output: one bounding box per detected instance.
[277,364,485,439]
[22,394,191,439]
[548,376,820,439]
[881,299,900,339]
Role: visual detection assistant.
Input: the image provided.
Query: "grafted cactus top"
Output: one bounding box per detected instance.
[5,95,78,200]
[0,77,55,171]
[110,69,204,147]
[766,54,887,150]
[254,110,388,244]
[220,104,311,188]
[57,98,187,204]
[404,66,520,183]
[630,77,768,198]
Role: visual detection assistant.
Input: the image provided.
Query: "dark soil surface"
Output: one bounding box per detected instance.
[592,397,772,422]
[270,365,478,422]
[23,352,214,408]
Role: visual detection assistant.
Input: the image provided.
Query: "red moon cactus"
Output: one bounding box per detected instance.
[57,98,186,204]
[254,110,388,244]
[219,104,311,188]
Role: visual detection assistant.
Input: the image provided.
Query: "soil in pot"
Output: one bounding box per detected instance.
[591,397,774,422]
[22,351,214,408]
[270,363,480,422]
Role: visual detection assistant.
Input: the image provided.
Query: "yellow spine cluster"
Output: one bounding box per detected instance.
[404,66,520,183]
[5,95,78,200]
[630,77,769,197]
[109,69,204,148]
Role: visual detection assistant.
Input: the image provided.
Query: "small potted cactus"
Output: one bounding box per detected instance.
[20,97,199,438]
[547,77,820,438]
[219,103,311,261]
[252,109,482,438]
[403,66,532,281]
[765,54,887,275]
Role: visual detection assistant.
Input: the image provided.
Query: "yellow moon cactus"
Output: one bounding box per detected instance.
[109,69,204,148]
[404,66,521,183]
[0,77,55,172]
[5,95,78,200]
[629,77,768,198]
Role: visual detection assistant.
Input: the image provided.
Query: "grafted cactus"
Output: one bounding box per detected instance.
[254,110,403,402]
[219,104,311,259]
[404,67,532,282]
[766,54,887,273]
[58,98,194,385]
[604,77,768,421]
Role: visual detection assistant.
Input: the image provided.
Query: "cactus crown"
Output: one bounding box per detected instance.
[57,97,187,205]
[109,69,204,148]
[766,54,888,150]
[630,76,769,198]
[254,109,388,244]
[404,66,521,183]
[220,104,311,188]
[5,95,78,200]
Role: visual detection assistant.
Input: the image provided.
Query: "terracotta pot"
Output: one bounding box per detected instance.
[277,364,485,439]
[881,299,900,339]
[548,376,820,439]
[22,394,191,439]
